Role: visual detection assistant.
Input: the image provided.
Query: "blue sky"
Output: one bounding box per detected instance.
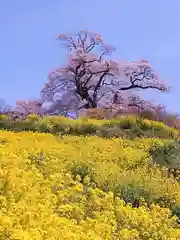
[0,0,180,112]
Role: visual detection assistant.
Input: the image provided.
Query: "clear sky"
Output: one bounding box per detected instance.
[0,0,180,112]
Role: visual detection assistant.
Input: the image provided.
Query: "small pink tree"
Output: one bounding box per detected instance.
[41,30,169,111]
[14,99,43,115]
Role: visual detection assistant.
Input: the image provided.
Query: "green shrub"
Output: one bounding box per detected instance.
[0,114,178,141]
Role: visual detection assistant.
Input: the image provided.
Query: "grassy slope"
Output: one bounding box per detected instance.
[0,114,178,139]
[0,116,180,238]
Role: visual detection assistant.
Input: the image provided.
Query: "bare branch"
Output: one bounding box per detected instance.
[120,82,168,92]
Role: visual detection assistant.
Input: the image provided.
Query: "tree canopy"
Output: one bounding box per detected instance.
[40,30,168,113]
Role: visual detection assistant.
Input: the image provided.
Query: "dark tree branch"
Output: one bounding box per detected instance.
[120,84,166,91]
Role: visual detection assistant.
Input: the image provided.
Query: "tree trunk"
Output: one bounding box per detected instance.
[76,86,97,109]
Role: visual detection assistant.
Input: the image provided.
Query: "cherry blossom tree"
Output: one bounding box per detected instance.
[41,30,169,112]
[14,99,43,115]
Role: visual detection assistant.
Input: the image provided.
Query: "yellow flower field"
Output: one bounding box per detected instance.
[0,130,180,239]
